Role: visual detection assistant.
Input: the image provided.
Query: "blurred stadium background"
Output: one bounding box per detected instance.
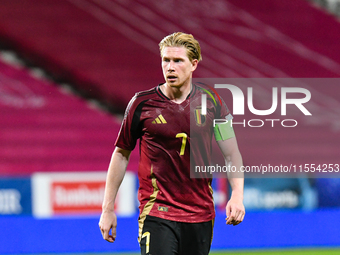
[0,0,340,254]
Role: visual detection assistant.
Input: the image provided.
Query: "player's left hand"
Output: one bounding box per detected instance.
[225,195,245,226]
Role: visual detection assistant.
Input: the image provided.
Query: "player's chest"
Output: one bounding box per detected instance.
[140,100,215,138]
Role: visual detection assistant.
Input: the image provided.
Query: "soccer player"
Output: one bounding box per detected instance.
[99,32,245,255]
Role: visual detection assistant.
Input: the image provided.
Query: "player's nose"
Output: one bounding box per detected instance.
[168,61,175,71]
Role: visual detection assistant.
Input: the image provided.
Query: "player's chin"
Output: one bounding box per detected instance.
[171,82,186,89]
[167,80,179,86]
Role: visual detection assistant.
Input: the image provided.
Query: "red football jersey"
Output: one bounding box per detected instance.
[115,83,231,223]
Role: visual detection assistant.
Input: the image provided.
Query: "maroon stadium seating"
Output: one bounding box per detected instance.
[0,59,139,175]
[1,0,340,111]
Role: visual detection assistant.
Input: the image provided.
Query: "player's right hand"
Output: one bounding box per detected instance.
[99,211,117,243]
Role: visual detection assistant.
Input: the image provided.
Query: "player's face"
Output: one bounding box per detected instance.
[161,46,198,88]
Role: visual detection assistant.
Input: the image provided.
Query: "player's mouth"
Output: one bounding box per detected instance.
[167,75,177,82]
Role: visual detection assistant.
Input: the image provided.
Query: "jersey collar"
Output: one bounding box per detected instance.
[156,83,197,100]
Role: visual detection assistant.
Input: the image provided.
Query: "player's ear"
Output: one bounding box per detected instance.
[191,59,198,72]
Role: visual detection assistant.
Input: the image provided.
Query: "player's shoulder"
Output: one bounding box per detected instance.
[135,86,158,99]
[124,85,159,116]
[194,82,223,106]
[195,82,218,96]
[129,86,158,104]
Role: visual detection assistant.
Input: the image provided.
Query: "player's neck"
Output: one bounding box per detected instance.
[161,82,192,104]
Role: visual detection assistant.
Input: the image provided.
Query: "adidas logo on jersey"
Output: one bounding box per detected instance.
[152,114,167,124]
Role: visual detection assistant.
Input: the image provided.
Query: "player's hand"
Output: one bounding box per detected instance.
[99,211,117,243]
[226,195,245,226]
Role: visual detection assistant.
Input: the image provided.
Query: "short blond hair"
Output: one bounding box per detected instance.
[159,32,202,62]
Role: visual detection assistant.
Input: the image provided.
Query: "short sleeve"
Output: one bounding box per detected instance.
[114,95,143,151]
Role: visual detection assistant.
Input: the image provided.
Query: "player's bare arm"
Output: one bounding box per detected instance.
[99,147,131,243]
[217,137,245,226]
